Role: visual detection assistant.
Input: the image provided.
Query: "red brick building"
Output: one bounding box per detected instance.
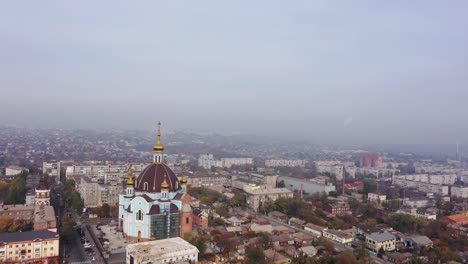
[360,154,383,168]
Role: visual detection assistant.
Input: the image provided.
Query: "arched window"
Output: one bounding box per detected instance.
[143,182,148,191]
[186,217,189,224]
[136,210,143,221]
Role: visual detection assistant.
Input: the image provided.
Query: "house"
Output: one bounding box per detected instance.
[288,217,306,229]
[192,208,208,228]
[323,229,354,244]
[269,211,289,223]
[356,224,383,235]
[272,234,294,246]
[401,235,433,251]
[366,232,396,252]
[226,216,243,227]
[250,223,273,233]
[385,252,413,264]
[301,246,318,257]
[284,245,301,258]
[273,226,291,235]
[446,224,468,239]
[293,232,315,247]
[326,202,350,216]
[264,249,292,264]
[304,223,327,237]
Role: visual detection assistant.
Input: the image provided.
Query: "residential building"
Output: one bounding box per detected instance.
[187,175,230,188]
[446,224,468,239]
[0,230,59,264]
[192,208,208,229]
[326,202,350,216]
[393,175,450,195]
[0,204,56,232]
[5,166,28,176]
[279,176,336,195]
[366,232,396,252]
[395,208,437,220]
[198,154,253,169]
[300,246,317,257]
[322,229,353,244]
[304,223,327,238]
[243,186,293,212]
[264,249,291,264]
[269,211,288,223]
[265,159,306,168]
[80,176,122,207]
[451,186,468,198]
[126,237,199,264]
[368,193,387,204]
[288,217,306,229]
[42,162,61,183]
[360,154,383,168]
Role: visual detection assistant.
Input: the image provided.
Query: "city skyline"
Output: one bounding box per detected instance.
[1,1,468,144]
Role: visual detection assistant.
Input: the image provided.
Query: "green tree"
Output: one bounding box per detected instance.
[277,180,285,188]
[353,243,370,263]
[60,216,76,242]
[5,171,28,204]
[363,180,377,194]
[230,193,246,207]
[98,203,110,218]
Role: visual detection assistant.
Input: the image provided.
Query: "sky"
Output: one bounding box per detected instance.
[1,1,468,144]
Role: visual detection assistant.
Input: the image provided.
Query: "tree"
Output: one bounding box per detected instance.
[5,171,28,204]
[98,203,110,218]
[353,244,370,263]
[0,216,13,233]
[336,252,359,264]
[245,247,267,264]
[184,233,208,257]
[60,216,76,242]
[363,180,377,194]
[277,180,285,188]
[230,193,246,207]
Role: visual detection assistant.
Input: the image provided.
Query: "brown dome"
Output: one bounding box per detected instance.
[135,163,181,193]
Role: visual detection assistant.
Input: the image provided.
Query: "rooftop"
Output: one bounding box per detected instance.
[367,232,396,242]
[0,230,58,243]
[244,187,292,195]
[126,237,199,262]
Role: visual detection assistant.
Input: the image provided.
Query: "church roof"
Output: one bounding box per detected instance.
[170,203,179,213]
[135,163,181,193]
[148,204,160,215]
[139,193,153,202]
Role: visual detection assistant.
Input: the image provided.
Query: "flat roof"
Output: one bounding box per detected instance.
[0,230,58,243]
[126,237,199,262]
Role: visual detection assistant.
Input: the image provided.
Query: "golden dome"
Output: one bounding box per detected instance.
[126,165,135,186]
[180,166,187,184]
[180,174,187,184]
[161,174,170,190]
[153,122,165,154]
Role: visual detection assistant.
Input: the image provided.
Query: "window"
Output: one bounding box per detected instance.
[186,217,189,224]
[136,210,143,221]
[143,182,148,191]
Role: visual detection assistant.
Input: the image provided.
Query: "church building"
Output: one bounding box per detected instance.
[118,123,192,242]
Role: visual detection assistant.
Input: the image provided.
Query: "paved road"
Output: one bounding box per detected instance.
[67,228,89,263]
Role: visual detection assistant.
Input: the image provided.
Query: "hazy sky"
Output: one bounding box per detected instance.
[1,1,468,144]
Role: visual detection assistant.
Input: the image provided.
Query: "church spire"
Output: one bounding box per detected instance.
[153,122,164,163]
